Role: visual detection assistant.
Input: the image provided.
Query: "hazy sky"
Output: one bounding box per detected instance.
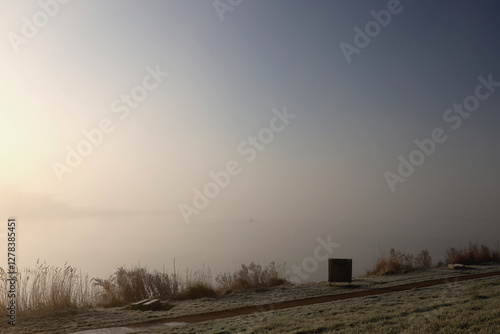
[1,0,500,279]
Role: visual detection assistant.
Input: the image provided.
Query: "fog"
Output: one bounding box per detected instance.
[1,1,499,282]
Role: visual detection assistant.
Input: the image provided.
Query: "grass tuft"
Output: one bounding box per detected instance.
[174,283,218,300]
[366,249,432,276]
[215,261,288,292]
[92,265,179,307]
[445,242,500,265]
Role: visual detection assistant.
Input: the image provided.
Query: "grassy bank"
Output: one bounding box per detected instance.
[0,260,288,315]
[366,242,500,276]
[1,264,499,333]
[153,272,500,334]
[1,241,499,333]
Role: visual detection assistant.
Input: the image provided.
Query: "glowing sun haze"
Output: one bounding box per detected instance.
[0,0,499,280]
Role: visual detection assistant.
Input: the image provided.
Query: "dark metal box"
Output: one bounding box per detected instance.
[328,258,352,284]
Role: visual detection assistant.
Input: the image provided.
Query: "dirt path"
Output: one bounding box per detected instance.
[125,270,500,330]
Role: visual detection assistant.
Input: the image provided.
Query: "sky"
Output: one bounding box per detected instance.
[1,0,500,281]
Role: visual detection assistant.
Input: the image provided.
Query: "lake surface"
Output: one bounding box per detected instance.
[3,215,497,282]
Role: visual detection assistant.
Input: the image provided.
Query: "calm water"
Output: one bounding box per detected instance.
[3,215,498,281]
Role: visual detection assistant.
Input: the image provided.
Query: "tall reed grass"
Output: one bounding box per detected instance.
[93,261,289,305]
[1,260,289,314]
[445,242,500,265]
[215,261,288,291]
[367,241,500,276]
[365,249,432,276]
[92,265,180,306]
[0,260,99,316]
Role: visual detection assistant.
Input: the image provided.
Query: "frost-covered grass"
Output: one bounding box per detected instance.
[1,264,499,333]
[138,274,500,334]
